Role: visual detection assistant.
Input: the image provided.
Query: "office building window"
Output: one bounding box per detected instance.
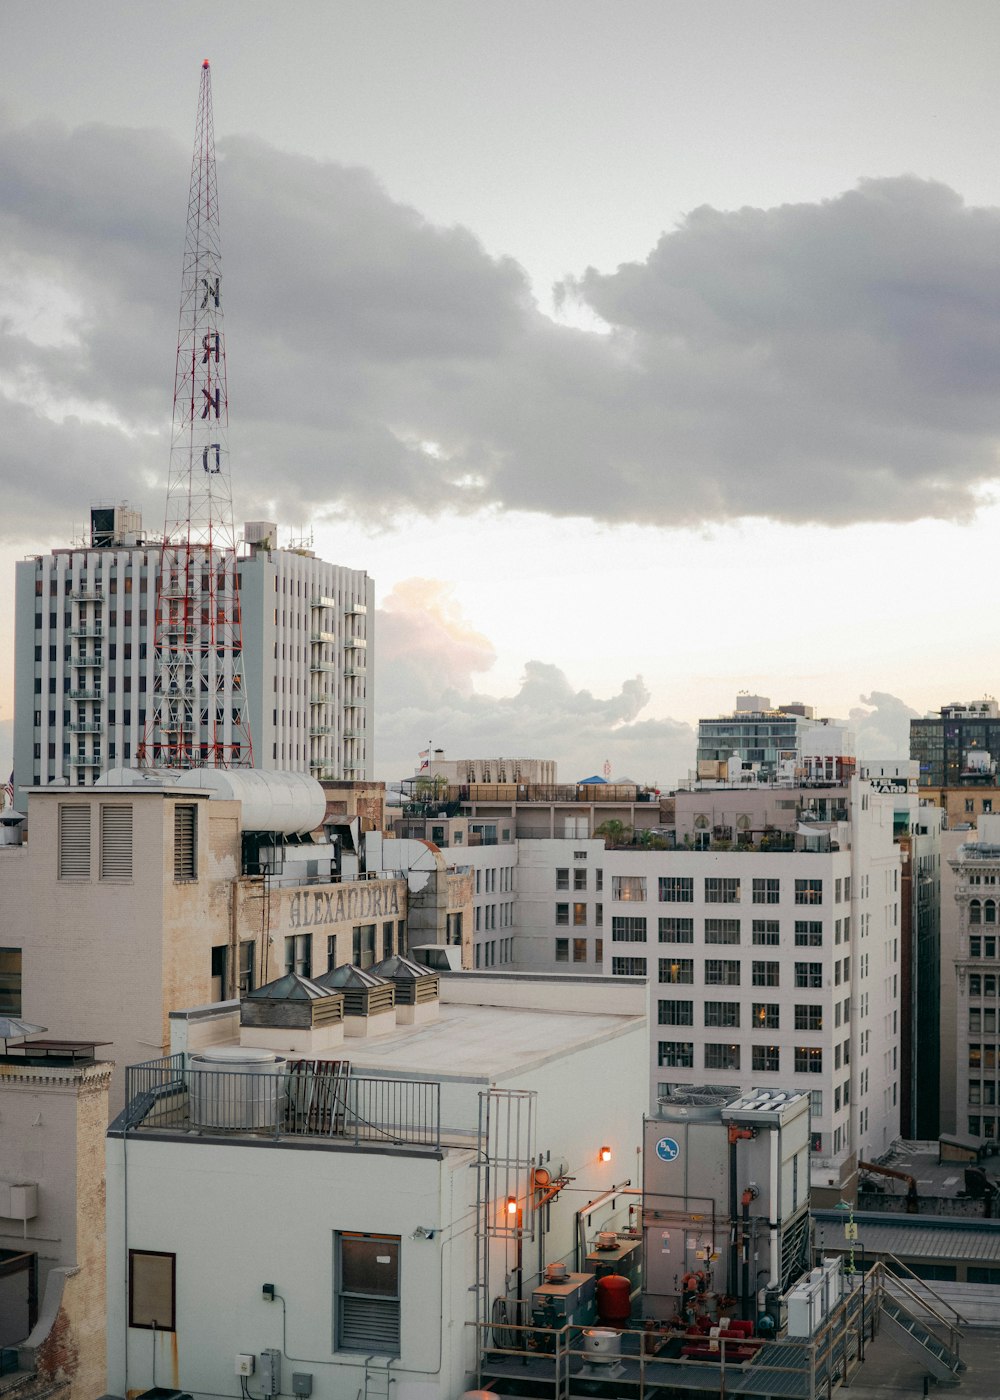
[659,957,694,984]
[752,1045,780,1073]
[704,959,740,986]
[555,939,569,962]
[705,877,740,904]
[794,1004,823,1030]
[129,1250,176,1331]
[752,920,780,945]
[658,1040,694,1068]
[556,903,569,925]
[705,1043,740,1070]
[795,879,823,905]
[238,941,255,996]
[794,921,823,946]
[753,1002,780,1029]
[753,878,780,905]
[659,876,693,903]
[611,956,647,976]
[574,869,587,891]
[285,933,313,977]
[794,962,823,988]
[658,999,693,1026]
[704,1001,740,1028]
[795,1047,824,1073]
[0,948,22,1016]
[659,917,694,943]
[704,918,740,944]
[612,876,646,902]
[335,1232,400,1355]
[352,924,376,969]
[612,916,647,941]
[573,938,587,963]
[573,902,587,927]
[556,868,569,890]
[752,961,780,987]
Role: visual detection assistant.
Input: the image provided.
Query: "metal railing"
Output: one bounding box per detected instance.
[124,1055,440,1149]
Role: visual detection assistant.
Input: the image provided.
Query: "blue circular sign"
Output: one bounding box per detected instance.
[655,1136,680,1162]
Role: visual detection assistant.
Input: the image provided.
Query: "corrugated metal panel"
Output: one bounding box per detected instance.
[817,1219,1000,1262]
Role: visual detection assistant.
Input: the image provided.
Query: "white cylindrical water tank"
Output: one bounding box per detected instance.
[94,767,326,834]
[188,1046,286,1130]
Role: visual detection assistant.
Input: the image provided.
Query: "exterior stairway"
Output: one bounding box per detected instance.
[879,1293,966,1386]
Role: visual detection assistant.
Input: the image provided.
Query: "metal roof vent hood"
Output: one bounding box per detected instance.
[239,972,346,1056]
[371,954,440,1026]
[313,964,397,1038]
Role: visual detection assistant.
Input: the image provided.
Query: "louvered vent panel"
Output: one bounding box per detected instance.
[339,1297,399,1353]
[58,804,91,879]
[174,804,197,880]
[100,804,133,880]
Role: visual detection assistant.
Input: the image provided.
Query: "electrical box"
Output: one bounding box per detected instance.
[292,1373,313,1397]
[259,1349,281,1396]
[530,1272,597,1327]
[234,1356,255,1377]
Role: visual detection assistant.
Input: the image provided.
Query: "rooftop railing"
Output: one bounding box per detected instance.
[124,1054,441,1150]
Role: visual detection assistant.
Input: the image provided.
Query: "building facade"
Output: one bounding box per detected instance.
[911,698,1000,792]
[947,814,1000,1145]
[12,509,373,803]
[696,696,854,784]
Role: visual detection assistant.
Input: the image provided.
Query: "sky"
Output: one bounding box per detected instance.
[3,1,1000,782]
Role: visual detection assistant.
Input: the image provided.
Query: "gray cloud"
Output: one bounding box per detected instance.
[374,579,695,784]
[850,691,920,759]
[3,111,1000,539]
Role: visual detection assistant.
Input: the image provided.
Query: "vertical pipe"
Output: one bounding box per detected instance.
[768,1122,781,1288]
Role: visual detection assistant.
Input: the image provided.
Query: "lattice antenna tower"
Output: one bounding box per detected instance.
[141,60,253,769]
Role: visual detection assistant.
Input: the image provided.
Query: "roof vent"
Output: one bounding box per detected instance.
[371,954,440,1025]
[314,965,397,1037]
[239,972,345,1055]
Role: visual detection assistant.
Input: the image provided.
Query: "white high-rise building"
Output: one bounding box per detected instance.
[947,813,1000,1145]
[12,508,373,802]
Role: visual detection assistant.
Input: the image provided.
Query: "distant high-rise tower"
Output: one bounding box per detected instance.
[142,60,252,769]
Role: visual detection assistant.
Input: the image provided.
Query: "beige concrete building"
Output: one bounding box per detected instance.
[0,1050,111,1400]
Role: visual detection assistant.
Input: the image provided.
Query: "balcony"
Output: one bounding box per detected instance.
[310,759,336,775]
[68,590,104,602]
[344,637,367,649]
[309,726,333,737]
[67,722,103,734]
[343,729,359,739]
[310,595,336,609]
[68,625,103,639]
[345,602,367,615]
[123,1054,442,1150]
[310,631,336,644]
[74,755,104,768]
[309,694,330,707]
[69,688,102,701]
[72,654,103,667]
[343,667,364,678]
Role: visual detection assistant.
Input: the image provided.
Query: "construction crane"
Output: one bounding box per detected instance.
[139,60,253,770]
[858,1160,919,1214]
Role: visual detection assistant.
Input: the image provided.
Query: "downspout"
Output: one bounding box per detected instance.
[768,1123,781,1288]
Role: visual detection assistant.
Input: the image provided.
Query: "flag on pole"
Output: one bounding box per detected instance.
[2,773,13,809]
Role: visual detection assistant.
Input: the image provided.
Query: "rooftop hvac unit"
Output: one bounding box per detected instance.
[188,1047,286,1130]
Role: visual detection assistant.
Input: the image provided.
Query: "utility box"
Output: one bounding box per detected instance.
[531,1272,597,1327]
[259,1349,281,1396]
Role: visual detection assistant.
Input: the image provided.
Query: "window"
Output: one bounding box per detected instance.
[795,1047,824,1073]
[446,913,463,946]
[285,933,313,977]
[705,959,740,986]
[794,921,823,946]
[595,937,603,963]
[129,1249,176,1331]
[795,879,823,905]
[0,948,22,1016]
[595,903,603,928]
[659,876,693,903]
[574,869,587,891]
[705,877,740,904]
[752,961,780,987]
[335,1232,400,1355]
[100,803,133,880]
[573,938,587,963]
[752,920,780,945]
[238,941,255,996]
[705,1043,740,1070]
[352,925,376,969]
[658,1040,693,1067]
[596,869,603,892]
[556,868,569,890]
[659,957,693,984]
[795,962,823,988]
[705,918,740,944]
[753,1002,779,1029]
[555,938,569,963]
[612,956,647,976]
[58,803,91,879]
[174,804,197,880]
[794,1004,823,1030]
[383,921,395,958]
[556,903,569,925]
[658,999,693,1026]
[659,917,694,943]
[704,1001,740,1027]
[574,851,588,860]
[752,1045,780,1072]
[573,902,587,927]
[612,876,646,902]
[753,878,780,905]
[612,916,647,941]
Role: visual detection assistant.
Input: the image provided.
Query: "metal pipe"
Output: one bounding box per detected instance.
[768,1122,780,1288]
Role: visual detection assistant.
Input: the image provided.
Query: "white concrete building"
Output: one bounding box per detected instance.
[105,973,647,1400]
[947,814,1000,1145]
[12,509,373,802]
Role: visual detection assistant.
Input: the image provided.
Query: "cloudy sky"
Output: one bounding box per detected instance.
[3,1,1000,781]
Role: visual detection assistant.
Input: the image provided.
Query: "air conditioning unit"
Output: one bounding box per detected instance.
[0,1181,38,1220]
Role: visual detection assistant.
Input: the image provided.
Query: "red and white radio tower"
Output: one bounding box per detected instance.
[142,61,253,769]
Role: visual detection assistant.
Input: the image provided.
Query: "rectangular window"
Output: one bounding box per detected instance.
[611,956,647,976]
[659,876,693,903]
[658,999,693,1026]
[100,803,133,880]
[446,913,462,946]
[58,802,91,879]
[574,869,587,891]
[612,876,646,902]
[753,878,780,905]
[753,1002,779,1029]
[704,918,740,944]
[555,938,569,962]
[573,902,587,927]
[794,1004,823,1030]
[596,869,603,892]
[573,938,587,963]
[752,920,780,945]
[705,877,740,904]
[238,941,255,996]
[612,915,647,941]
[173,804,197,881]
[595,937,603,963]
[752,1045,780,1072]
[795,1046,824,1073]
[752,961,780,987]
[285,933,313,976]
[335,1232,400,1355]
[0,948,23,1016]
[352,924,376,969]
[658,1040,693,1068]
[704,1000,740,1027]
[705,958,740,986]
[555,903,569,925]
[705,1043,741,1070]
[595,903,603,928]
[659,917,694,943]
[795,962,823,988]
[129,1249,176,1331]
[794,921,823,946]
[659,957,694,984]
[556,868,569,890]
[383,921,395,958]
[795,878,823,905]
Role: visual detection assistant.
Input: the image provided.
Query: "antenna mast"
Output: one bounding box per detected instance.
[142,60,253,770]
